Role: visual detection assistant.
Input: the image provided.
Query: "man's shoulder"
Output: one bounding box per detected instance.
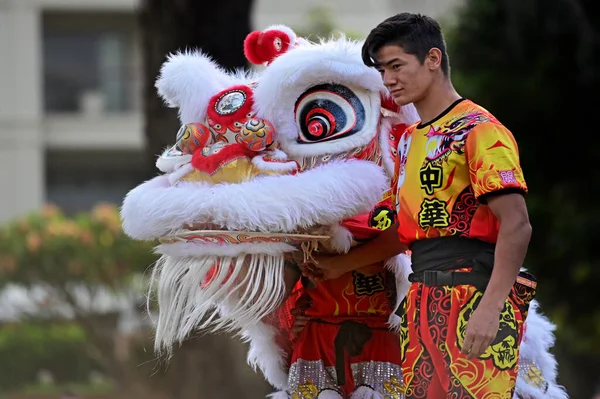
[462,100,506,130]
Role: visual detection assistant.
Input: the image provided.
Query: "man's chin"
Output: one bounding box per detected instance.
[392,95,411,107]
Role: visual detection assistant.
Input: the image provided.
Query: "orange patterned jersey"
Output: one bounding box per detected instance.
[393,99,527,246]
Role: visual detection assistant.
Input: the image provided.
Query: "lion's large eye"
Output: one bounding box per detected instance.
[294,83,366,144]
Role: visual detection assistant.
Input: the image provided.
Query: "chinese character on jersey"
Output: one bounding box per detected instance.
[418,198,449,228]
[419,163,443,195]
[352,272,386,296]
[372,208,393,230]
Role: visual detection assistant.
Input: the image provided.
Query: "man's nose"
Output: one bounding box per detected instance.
[382,70,396,87]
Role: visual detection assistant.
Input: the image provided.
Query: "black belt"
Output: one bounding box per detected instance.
[408,236,495,290]
[408,269,492,288]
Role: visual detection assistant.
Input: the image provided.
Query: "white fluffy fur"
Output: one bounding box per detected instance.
[377,117,396,178]
[155,241,296,257]
[350,386,383,399]
[253,37,388,157]
[121,160,388,241]
[167,162,194,184]
[385,253,413,330]
[155,151,192,174]
[515,301,569,399]
[378,104,421,178]
[155,50,236,124]
[397,102,420,127]
[327,224,354,253]
[242,320,290,390]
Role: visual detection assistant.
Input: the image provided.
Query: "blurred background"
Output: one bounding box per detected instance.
[0,0,597,398]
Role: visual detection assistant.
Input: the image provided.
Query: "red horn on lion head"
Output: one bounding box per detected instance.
[244,25,302,66]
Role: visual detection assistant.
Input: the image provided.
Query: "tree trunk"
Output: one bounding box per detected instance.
[137,1,272,398]
[139,0,255,178]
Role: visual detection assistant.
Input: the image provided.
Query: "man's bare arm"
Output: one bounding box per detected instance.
[461,193,532,358]
[480,193,532,311]
[311,222,407,279]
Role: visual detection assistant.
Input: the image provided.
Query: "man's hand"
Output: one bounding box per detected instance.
[461,306,501,359]
[291,314,310,338]
[301,254,349,281]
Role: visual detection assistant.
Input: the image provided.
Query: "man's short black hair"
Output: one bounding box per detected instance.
[361,13,450,76]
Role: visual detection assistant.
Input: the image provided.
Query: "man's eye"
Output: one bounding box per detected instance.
[393,64,401,70]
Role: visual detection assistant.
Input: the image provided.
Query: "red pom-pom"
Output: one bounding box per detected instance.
[243,31,263,64]
[244,29,292,65]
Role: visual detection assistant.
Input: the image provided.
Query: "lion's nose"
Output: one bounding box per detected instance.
[239,118,276,151]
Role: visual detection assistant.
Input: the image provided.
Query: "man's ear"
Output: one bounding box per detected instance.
[426,48,443,71]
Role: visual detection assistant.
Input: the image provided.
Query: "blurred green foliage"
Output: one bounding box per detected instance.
[0,203,156,289]
[0,321,102,391]
[0,204,158,394]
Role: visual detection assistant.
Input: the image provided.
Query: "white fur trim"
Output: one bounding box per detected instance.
[385,253,413,330]
[167,162,194,184]
[398,103,420,126]
[155,148,193,174]
[254,37,387,157]
[252,154,299,174]
[387,314,402,331]
[327,224,354,253]
[121,159,388,241]
[378,104,420,179]
[242,320,290,390]
[378,117,395,178]
[155,241,296,257]
[515,301,568,399]
[350,386,383,399]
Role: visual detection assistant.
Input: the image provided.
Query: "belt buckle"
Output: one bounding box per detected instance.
[423,270,438,285]
[437,271,454,286]
[423,270,454,286]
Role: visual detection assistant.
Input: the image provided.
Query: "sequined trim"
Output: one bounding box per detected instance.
[288,359,341,398]
[518,358,549,392]
[351,361,404,398]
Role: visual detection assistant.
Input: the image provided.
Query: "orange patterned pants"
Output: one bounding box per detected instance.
[399,280,534,399]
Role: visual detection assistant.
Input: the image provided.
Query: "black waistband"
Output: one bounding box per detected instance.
[410,236,495,273]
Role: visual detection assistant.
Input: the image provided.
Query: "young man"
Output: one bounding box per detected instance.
[308,12,534,398]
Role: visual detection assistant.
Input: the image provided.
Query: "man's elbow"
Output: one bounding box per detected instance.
[510,212,532,241]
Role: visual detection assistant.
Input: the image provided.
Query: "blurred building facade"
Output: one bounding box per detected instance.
[0,0,463,222]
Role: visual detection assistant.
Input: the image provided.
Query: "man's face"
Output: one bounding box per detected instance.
[374,44,434,106]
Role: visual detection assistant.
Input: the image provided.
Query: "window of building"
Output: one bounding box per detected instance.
[45,150,148,214]
[42,12,140,114]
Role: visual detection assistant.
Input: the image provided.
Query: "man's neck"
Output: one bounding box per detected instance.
[413,78,462,126]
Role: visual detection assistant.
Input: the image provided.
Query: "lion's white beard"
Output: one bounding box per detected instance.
[148,252,287,356]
